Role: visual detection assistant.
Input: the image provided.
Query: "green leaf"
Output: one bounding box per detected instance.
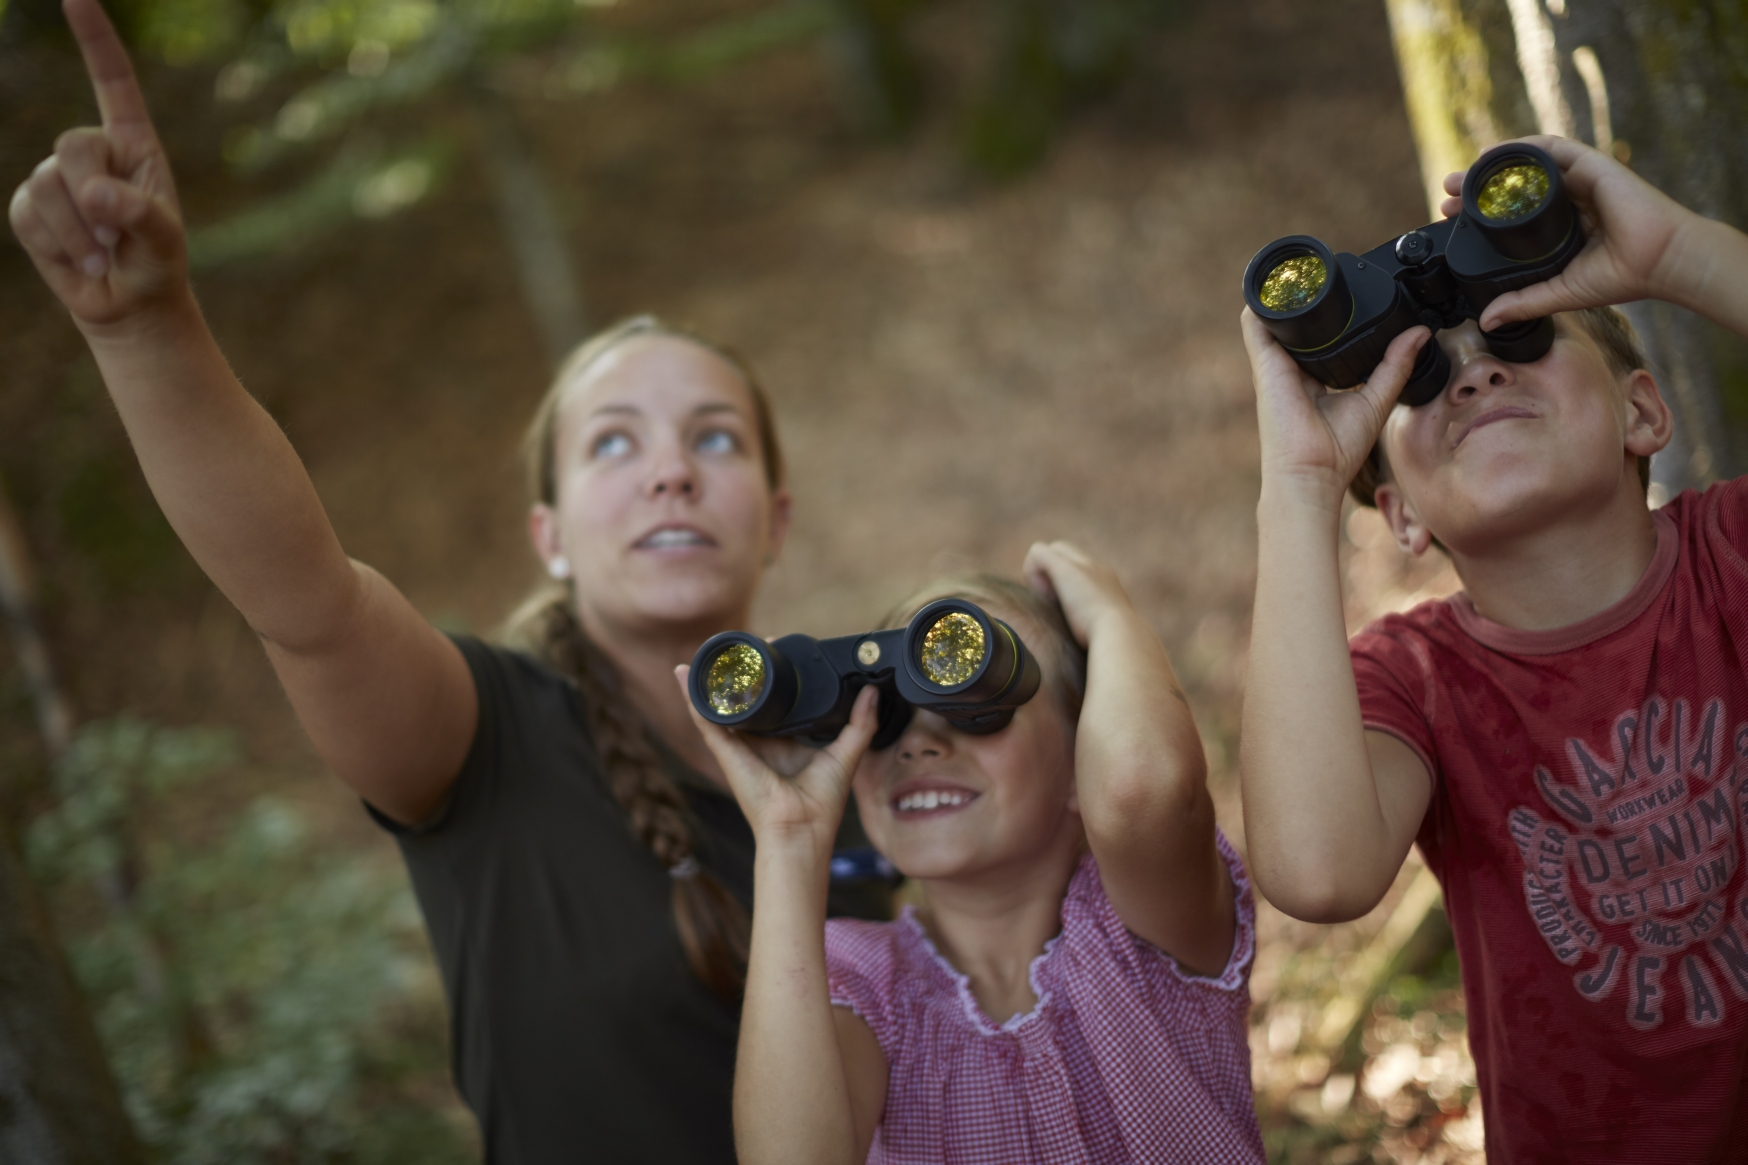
[188,137,452,268]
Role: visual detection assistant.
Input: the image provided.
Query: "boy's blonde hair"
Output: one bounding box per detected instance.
[1349,306,1652,509]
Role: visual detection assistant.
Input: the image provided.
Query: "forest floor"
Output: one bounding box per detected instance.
[2,0,1474,1159]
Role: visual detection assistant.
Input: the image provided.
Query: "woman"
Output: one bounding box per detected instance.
[8,3,886,1160]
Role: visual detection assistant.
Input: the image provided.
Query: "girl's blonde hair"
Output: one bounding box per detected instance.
[505,315,784,1003]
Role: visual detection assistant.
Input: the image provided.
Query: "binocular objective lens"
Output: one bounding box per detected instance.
[1258,254,1328,312]
[918,612,986,688]
[704,643,766,715]
[1476,164,1550,221]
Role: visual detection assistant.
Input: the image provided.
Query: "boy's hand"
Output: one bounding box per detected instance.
[9,0,188,331]
[1242,309,1429,510]
[679,670,879,856]
[1021,540,1132,649]
[1440,136,1696,330]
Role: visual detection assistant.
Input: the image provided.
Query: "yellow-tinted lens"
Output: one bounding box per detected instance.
[705,643,766,715]
[918,612,986,687]
[1476,163,1550,221]
[1258,254,1327,312]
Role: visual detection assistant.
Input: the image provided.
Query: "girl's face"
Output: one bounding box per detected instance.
[531,335,791,638]
[851,610,1081,881]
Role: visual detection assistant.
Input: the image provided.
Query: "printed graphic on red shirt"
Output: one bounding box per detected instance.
[1507,694,1748,1031]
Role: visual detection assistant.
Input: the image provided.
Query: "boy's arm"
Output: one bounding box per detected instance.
[9,0,473,825]
[1247,486,1433,920]
[1022,541,1233,976]
[681,680,886,1165]
[1465,136,1748,339]
[1238,316,1436,922]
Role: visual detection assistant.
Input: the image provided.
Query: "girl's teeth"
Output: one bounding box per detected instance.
[896,790,971,812]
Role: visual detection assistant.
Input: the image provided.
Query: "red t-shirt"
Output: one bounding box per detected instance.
[1351,479,1748,1164]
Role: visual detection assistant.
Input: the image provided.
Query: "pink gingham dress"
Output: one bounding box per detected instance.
[824,832,1262,1164]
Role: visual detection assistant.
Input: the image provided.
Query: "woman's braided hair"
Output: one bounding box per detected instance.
[506,315,783,1002]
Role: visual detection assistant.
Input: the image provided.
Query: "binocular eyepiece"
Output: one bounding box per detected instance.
[687,598,1042,750]
[1243,143,1584,406]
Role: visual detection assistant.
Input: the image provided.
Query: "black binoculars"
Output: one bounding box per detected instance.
[1243,142,1586,406]
[687,598,1041,749]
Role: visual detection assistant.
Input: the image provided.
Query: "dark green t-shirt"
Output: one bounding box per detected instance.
[370,635,889,1164]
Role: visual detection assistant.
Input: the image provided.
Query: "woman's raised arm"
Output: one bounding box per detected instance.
[9,0,475,824]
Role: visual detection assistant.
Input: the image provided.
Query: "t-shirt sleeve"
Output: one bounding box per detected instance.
[1350,621,1440,784]
[1704,475,1748,568]
[1071,833,1256,998]
[824,919,904,1061]
[364,633,543,839]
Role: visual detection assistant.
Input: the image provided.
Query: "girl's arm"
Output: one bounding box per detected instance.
[1022,542,1234,976]
[1465,136,1748,340]
[8,0,474,825]
[680,678,887,1165]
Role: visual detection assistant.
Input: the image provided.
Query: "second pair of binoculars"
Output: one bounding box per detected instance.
[687,599,1041,750]
[1244,142,1586,406]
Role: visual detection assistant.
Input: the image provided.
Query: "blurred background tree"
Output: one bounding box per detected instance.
[27,717,468,1164]
[2,0,1191,362]
[1383,0,1748,494]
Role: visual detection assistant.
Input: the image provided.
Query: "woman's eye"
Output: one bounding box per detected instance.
[695,429,739,455]
[591,431,633,459]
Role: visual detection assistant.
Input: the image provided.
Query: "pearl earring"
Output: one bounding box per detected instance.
[548,555,572,580]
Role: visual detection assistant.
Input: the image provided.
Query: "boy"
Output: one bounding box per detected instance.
[1240,135,1748,1163]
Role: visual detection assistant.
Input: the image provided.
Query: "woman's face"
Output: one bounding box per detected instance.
[532,335,791,639]
[850,609,1080,881]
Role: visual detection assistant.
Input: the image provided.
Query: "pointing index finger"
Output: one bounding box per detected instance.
[63,0,155,138]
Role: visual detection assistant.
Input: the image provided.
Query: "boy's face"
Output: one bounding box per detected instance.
[1374,315,1669,556]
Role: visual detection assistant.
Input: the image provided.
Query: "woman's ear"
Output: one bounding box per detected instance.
[764,486,794,565]
[1373,483,1435,558]
[1622,368,1674,461]
[528,503,565,574]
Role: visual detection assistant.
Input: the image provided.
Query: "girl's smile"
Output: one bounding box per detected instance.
[890,778,982,818]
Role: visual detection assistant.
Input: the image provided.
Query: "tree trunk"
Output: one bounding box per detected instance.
[0,835,147,1165]
[1382,0,1748,492]
[0,482,146,1165]
[466,82,590,369]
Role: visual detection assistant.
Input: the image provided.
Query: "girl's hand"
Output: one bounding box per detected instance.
[679,671,880,856]
[1021,540,1134,649]
[8,0,188,331]
[1242,309,1429,510]
[1440,135,1699,330]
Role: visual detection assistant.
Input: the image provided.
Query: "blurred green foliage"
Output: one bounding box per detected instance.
[7,0,1197,268]
[964,0,1185,177]
[28,718,469,1165]
[54,450,189,590]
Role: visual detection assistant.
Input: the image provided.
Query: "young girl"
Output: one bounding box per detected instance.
[682,540,1263,1164]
